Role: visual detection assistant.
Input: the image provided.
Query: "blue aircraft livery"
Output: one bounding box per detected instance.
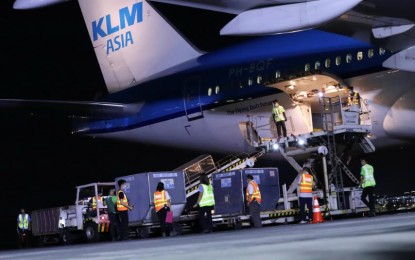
[91,2,143,54]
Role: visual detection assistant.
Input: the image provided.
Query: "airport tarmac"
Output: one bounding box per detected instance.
[1,212,415,260]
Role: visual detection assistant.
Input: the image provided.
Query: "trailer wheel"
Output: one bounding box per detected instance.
[138,228,149,239]
[171,223,183,236]
[84,222,99,243]
[61,230,73,245]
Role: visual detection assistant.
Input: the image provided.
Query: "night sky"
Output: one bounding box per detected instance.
[1,0,414,250]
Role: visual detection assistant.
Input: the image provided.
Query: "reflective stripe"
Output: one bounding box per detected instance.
[18,214,29,229]
[117,190,129,211]
[199,184,215,207]
[300,174,313,193]
[154,190,167,212]
[246,180,262,204]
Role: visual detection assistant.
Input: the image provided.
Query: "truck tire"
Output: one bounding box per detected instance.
[61,230,73,245]
[84,222,99,243]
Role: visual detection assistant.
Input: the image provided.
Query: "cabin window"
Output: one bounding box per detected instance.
[208,87,212,96]
[275,70,281,79]
[325,58,331,68]
[257,75,262,84]
[335,56,341,66]
[215,85,220,94]
[248,78,253,86]
[368,49,374,58]
[379,48,386,56]
[305,63,310,72]
[315,61,321,70]
[346,53,352,63]
[357,51,363,61]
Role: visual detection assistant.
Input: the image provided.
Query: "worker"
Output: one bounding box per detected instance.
[17,208,31,248]
[194,173,215,233]
[104,188,120,241]
[272,99,287,141]
[246,174,262,228]
[117,179,133,240]
[91,191,103,211]
[360,158,376,217]
[154,182,172,237]
[297,168,315,224]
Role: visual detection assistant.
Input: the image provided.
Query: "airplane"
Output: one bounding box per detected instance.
[8,0,415,162]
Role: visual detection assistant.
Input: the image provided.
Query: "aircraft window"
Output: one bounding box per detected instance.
[335,56,341,66]
[208,88,212,96]
[257,75,262,84]
[275,70,281,79]
[215,86,220,94]
[325,58,331,68]
[305,63,310,72]
[368,49,374,58]
[346,53,352,63]
[315,61,321,70]
[248,78,253,86]
[357,51,363,61]
[379,48,386,56]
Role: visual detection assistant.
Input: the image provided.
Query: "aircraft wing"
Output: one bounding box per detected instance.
[0,99,143,119]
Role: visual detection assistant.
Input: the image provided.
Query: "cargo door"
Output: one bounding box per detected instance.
[183,76,204,121]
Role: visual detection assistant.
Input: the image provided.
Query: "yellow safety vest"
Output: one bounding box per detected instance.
[92,196,102,210]
[18,214,29,229]
[117,190,129,211]
[199,184,215,207]
[154,190,168,212]
[246,180,262,203]
[300,173,313,193]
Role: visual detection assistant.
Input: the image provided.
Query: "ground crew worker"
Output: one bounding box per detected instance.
[117,179,133,240]
[154,182,171,237]
[272,99,287,140]
[91,191,103,211]
[104,188,120,241]
[297,168,315,224]
[194,174,215,233]
[17,208,31,248]
[246,174,262,228]
[360,158,376,217]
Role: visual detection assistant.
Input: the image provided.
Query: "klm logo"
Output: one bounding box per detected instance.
[92,2,143,54]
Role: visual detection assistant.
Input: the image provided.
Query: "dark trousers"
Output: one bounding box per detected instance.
[118,211,129,240]
[157,207,171,236]
[198,206,213,232]
[108,212,120,241]
[361,186,375,213]
[17,228,30,248]
[275,120,287,138]
[299,197,313,221]
[248,200,262,228]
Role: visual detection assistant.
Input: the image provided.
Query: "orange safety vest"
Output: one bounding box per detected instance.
[300,173,313,193]
[154,190,168,212]
[246,180,262,204]
[117,190,129,211]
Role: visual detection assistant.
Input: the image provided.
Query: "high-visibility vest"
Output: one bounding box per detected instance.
[246,180,262,204]
[361,164,376,188]
[154,190,168,212]
[199,184,215,207]
[117,190,129,211]
[18,214,29,230]
[92,196,102,210]
[272,106,285,122]
[300,173,313,193]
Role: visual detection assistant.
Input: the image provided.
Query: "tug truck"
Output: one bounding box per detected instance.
[31,182,115,245]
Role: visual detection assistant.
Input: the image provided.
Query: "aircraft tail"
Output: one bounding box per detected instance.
[77,0,201,93]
